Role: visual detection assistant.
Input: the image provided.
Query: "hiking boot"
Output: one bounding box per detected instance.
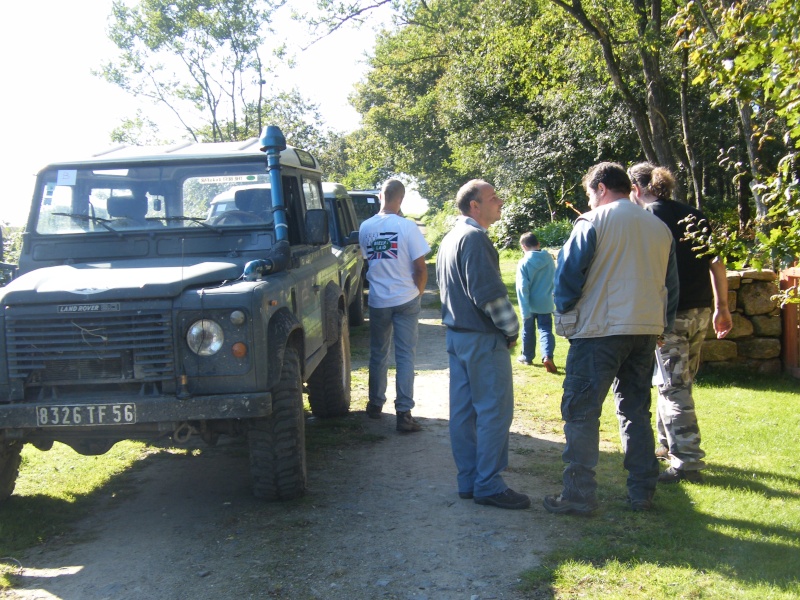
[658,466,703,484]
[655,445,669,461]
[458,491,474,500]
[474,488,531,510]
[516,356,532,366]
[396,411,422,433]
[542,357,558,374]
[365,403,383,419]
[542,493,598,516]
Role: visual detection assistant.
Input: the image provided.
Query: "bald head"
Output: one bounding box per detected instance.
[381,179,405,209]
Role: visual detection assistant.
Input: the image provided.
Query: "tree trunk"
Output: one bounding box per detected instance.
[737,100,767,218]
[679,44,703,208]
[550,0,659,163]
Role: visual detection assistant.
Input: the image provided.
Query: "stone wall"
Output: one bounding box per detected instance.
[701,270,782,374]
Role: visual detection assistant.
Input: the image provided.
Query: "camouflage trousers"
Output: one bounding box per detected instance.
[656,307,711,471]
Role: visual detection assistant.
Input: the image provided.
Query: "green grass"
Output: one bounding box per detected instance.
[499,249,800,599]
[1,252,798,598]
[0,440,157,585]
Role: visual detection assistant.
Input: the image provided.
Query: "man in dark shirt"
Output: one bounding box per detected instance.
[629,162,733,484]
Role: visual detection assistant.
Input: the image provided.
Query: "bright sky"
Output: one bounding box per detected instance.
[1,0,388,226]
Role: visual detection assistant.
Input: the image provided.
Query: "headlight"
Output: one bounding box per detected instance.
[186,319,224,356]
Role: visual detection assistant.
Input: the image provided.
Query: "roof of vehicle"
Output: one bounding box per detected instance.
[348,189,380,196]
[322,182,350,198]
[37,138,320,172]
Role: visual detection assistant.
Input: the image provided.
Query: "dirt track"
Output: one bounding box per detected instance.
[5,289,572,600]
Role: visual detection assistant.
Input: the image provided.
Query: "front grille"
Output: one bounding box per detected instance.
[6,309,174,385]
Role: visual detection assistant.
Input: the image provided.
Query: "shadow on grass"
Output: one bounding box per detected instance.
[708,464,800,500]
[521,446,800,597]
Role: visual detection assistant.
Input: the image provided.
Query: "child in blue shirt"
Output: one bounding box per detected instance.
[515,232,557,373]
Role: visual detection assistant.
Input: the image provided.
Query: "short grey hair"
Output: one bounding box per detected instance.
[455,179,490,214]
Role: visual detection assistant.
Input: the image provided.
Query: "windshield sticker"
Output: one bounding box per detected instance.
[198,175,259,185]
[56,170,77,186]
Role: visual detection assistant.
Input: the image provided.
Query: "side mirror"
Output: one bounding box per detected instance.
[345,231,359,246]
[305,209,330,245]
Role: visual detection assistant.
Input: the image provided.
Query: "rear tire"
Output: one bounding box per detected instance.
[0,442,22,504]
[348,278,365,327]
[308,309,352,418]
[248,346,306,501]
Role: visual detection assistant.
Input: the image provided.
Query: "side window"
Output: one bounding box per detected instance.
[302,178,323,210]
[282,176,304,244]
[335,200,350,245]
[341,198,357,236]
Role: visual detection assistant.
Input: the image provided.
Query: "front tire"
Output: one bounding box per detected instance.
[248,346,306,501]
[0,442,22,504]
[308,309,352,418]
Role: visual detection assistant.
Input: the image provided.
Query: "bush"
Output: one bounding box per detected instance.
[531,219,574,248]
[422,203,459,255]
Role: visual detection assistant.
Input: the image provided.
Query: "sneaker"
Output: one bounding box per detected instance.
[365,403,383,419]
[516,356,532,365]
[458,491,474,500]
[542,357,558,374]
[396,411,422,433]
[655,445,669,461]
[658,466,703,484]
[474,488,531,510]
[542,493,598,515]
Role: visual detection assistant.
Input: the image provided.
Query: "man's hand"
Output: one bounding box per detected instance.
[714,307,733,339]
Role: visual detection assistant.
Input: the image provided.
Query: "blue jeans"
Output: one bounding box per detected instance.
[560,335,659,504]
[446,329,514,497]
[368,296,421,413]
[521,313,555,362]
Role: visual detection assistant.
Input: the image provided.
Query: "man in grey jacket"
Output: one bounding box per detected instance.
[437,179,530,510]
[543,162,679,515]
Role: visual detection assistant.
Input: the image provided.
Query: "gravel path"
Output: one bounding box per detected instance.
[6,289,571,600]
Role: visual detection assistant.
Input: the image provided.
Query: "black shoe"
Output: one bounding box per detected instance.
[658,466,703,484]
[396,411,422,433]
[627,496,653,512]
[458,491,473,500]
[542,493,598,515]
[474,488,531,510]
[365,403,383,419]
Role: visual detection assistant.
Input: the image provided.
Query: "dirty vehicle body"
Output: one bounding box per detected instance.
[0,127,351,502]
[322,183,365,327]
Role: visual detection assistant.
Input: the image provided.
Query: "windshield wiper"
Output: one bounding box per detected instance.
[161,216,222,232]
[51,212,120,234]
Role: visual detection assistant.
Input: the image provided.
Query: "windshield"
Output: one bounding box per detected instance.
[33,162,275,234]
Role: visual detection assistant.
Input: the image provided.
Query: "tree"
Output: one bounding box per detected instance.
[98,0,288,142]
[314,0,774,233]
[675,0,800,277]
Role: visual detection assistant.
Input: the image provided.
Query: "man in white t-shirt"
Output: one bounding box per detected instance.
[359,179,431,432]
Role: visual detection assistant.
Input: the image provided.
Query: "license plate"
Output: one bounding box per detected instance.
[35,404,137,427]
